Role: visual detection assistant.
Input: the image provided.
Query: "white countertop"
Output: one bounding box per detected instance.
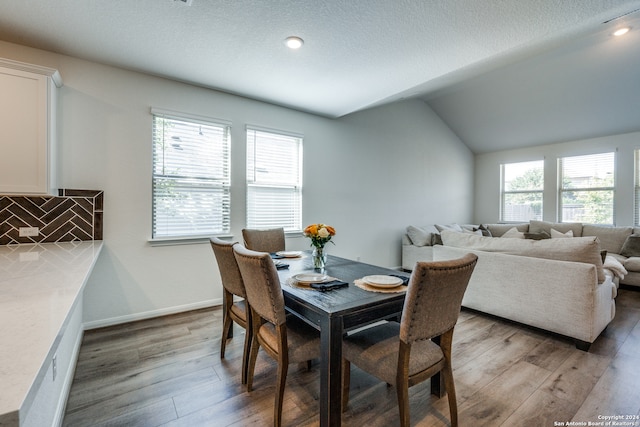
[0,241,103,424]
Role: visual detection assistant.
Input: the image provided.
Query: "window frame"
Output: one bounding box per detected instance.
[245,126,303,232]
[151,108,232,241]
[500,160,544,223]
[558,151,616,225]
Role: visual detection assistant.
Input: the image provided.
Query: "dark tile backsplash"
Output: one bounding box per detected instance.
[0,189,103,245]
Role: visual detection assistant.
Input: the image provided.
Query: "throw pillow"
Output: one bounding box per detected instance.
[462,228,482,235]
[406,225,431,246]
[551,229,573,238]
[431,233,443,246]
[501,227,525,239]
[529,220,583,237]
[524,230,551,240]
[434,223,463,233]
[620,234,640,257]
[475,224,493,237]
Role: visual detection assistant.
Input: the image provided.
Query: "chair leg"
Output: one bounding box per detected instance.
[241,324,251,385]
[396,377,410,427]
[442,362,458,427]
[342,359,350,412]
[246,330,261,392]
[440,330,458,427]
[274,357,288,427]
[220,309,232,358]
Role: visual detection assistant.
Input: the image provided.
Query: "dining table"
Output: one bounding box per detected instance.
[276,252,444,427]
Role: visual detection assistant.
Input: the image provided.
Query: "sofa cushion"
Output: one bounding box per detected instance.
[484,223,529,237]
[551,229,573,238]
[620,234,640,257]
[529,220,583,237]
[406,225,433,247]
[582,225,633,254]
[440,229,605,282]
[501,227,525,238]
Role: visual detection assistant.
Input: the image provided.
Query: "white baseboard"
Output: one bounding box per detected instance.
[83,298,222,330]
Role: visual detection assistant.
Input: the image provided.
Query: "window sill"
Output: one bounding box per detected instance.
[149,234,235,247]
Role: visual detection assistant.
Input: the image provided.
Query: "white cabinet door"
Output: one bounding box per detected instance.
[0,62,58,195]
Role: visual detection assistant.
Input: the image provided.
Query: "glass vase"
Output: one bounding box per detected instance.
[312,246,327,270]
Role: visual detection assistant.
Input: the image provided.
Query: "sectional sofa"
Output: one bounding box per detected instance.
[401,220,639,350]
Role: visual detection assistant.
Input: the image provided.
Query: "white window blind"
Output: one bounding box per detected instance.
[246,127,302,231]
[500,160,544,222]
[152,110,231,238]
[559,152,615,224]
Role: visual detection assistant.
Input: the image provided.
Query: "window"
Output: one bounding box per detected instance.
[152,109,231,238]
[246,127,302,231]
[559,152,615,224]
[500,160,544,222]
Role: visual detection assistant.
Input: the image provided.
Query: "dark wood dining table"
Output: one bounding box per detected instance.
[276,253,443,427]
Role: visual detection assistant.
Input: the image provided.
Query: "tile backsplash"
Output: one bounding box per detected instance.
[0,189,103,245]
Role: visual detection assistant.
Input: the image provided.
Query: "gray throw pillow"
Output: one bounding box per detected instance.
[620,234,640,257]
[475,224,492,237]
[431,233,443,246]
[524,230,550,240]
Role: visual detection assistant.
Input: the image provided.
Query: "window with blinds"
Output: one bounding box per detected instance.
[500,160,544,222]
[246,127,302,231]
[559,152,615,224]
[152,109,231,238]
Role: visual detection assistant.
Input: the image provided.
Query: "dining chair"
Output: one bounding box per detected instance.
[232,244,320,427]
[209,237,252,385]
[341,253,478,427]
[241,227,286,253]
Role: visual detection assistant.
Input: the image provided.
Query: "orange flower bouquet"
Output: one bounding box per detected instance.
[303,223,336,269]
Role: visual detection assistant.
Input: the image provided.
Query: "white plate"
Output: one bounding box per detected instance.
[293,273,328,283]
[362,275,404,288]
[276,251,303,258]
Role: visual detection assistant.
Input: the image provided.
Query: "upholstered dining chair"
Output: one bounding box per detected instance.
[232,244,320,427]
[341,253,478,427]
[241,227,286,253]
[209,237,252,385]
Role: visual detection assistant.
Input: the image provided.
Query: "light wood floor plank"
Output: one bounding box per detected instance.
[64,287,640,426]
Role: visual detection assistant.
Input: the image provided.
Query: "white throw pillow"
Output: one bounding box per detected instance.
[434,223,464,233]
[501,227,525,239]
[406,225,431,246]
[551,228,573,238]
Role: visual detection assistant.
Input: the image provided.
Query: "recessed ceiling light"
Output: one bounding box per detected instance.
[285,36,304,49]
[613,27,630,36]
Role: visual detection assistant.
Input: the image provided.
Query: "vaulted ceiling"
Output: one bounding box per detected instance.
[1,0,639,153]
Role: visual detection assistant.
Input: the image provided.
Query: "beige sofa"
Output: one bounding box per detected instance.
[400,221,635,350]
[402,220,640,287]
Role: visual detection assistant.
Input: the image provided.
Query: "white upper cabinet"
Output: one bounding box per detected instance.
[0,58,62,196]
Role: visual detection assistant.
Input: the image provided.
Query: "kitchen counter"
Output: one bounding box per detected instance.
[0,241,103,426]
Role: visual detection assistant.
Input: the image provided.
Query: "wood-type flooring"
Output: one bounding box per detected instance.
[63,287,640,426]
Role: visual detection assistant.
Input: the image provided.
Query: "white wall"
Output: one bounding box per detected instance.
[0,41,474,327]
[474,131,640,225]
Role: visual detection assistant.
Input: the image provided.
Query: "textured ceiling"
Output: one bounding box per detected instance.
[0,1,639,152]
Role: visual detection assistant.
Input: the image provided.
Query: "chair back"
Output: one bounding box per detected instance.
[210,237,246,298]
[233,244,287,326]
[242,227,286,253]
[400,253,477,344]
